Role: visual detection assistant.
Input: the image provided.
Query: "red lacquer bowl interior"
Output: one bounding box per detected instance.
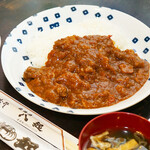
[79,112,150,150]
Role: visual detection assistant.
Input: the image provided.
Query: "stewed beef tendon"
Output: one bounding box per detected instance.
[23,35,149,108]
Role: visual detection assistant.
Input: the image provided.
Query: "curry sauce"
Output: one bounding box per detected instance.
[23,35,149,108]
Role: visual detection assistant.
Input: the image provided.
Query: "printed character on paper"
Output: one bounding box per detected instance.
[0,98,9,108]
[0,122,17,141]
[14,137,39,150]
[18,108,32,122]
[32,121,43,131]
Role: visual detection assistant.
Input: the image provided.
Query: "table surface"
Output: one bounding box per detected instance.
[0,0,150,149]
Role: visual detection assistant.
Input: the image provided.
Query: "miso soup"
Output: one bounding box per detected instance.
[84,128,150,150]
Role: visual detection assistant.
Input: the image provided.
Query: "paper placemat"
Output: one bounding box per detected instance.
[0,90,78,150]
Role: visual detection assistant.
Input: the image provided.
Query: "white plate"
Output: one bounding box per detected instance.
[1,5,150,115]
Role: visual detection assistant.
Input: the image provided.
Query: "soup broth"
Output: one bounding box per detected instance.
[84,128,150,150]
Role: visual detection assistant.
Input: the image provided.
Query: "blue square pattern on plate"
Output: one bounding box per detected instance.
[19,82,24,86]
[66,17,72,23]
[28,93,35,97]
[95,12,101,17]
[107,14,113,20]
[22,30,28,35]
[132,37,138,43]
[143,48,149,54]
[71,6,77,11]
[43,16,49,22]
[55,13,60,18]
[16,87,21,92]
[12,47,17,52]
[27,21,33,26]
[38,27,43,32]
[144,36,150,42]
[17,39,22,44]
[22,56,29,61]
[2,5,150,115]
[83,9,89,15]
[49,22,59,29]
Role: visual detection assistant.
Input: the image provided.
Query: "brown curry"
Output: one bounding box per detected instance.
[23,35,149,108]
